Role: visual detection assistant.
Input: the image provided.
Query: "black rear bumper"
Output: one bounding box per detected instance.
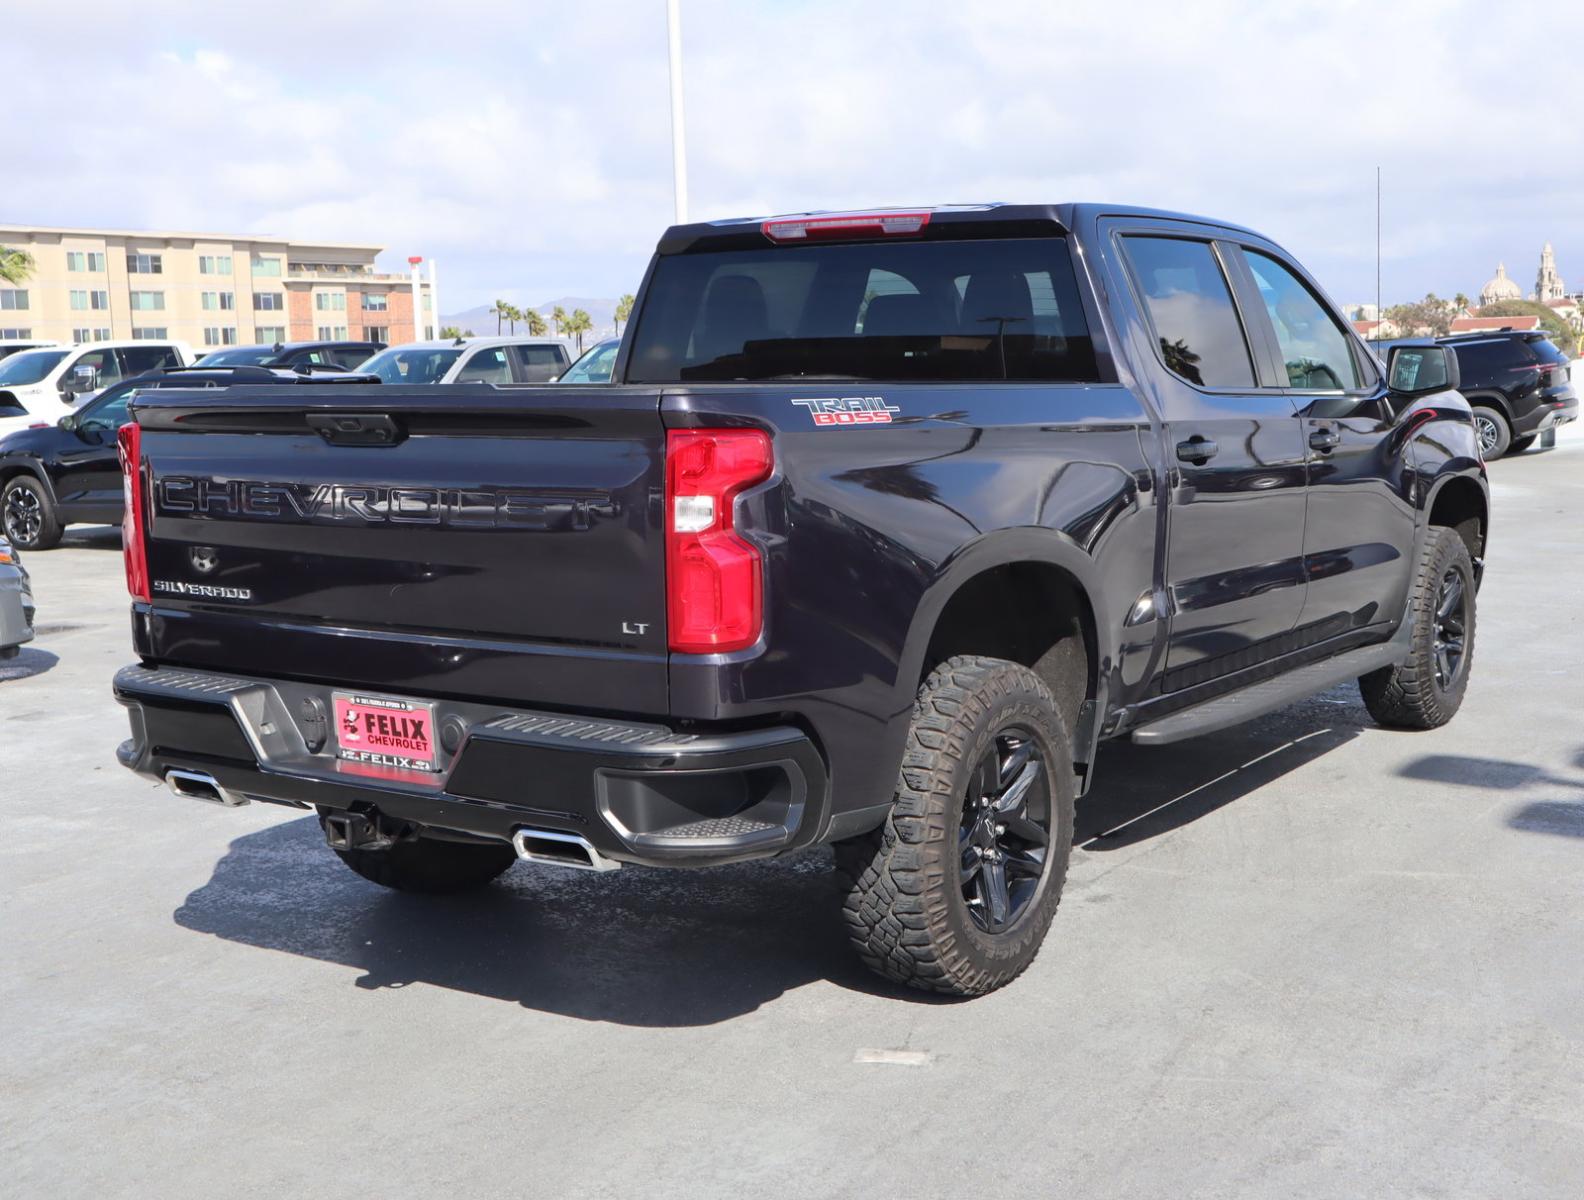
[114,664,830,867]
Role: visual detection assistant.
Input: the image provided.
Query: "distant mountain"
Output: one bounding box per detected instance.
[441,297,621,343]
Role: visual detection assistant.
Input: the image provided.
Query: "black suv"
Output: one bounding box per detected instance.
[192,340,385,371]
[0,366,377,549]
[1433,331,1576,457]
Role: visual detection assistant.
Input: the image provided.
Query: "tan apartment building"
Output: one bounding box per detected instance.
[0,224,436,348]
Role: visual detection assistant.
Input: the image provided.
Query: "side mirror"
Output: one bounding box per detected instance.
[1386,344,1460,396]
[57,412,77,431]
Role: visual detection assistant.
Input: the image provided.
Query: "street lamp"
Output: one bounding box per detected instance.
[667,0,688,224]
[407,255,425,341]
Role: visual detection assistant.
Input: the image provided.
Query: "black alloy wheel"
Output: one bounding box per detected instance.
[1432,566,1469,691]
[958,725,1052,933]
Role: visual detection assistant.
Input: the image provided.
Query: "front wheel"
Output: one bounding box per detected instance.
[1472,406,1511,459]
[1359,526,1476,729]
[2,476,62,550]
[837,655,1075,997]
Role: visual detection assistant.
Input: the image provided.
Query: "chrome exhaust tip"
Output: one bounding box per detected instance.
[165,769,248,807]
[511,827,621,872]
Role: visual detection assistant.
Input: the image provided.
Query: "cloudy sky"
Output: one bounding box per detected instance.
[9,0,1580,313]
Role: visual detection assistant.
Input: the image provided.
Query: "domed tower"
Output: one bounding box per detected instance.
[1479,262,1522,308]
[1536,242,1565,303]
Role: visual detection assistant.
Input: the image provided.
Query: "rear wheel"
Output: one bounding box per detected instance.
[2,476,61,550]
[1508,434,1537,454]
[1359,526,1476,729]
[328,826,518,894]
[1472,406,1511,458]
[837,655,1075,997]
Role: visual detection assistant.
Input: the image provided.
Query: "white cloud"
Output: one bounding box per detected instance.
[4,0,1580,309]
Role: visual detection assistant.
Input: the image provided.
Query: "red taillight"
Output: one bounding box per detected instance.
[117,422,150,602]
[761,210,931,243]
[665,429,773,653]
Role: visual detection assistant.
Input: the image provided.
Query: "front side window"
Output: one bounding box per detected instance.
[1241,250,1361,390]
[78,381,137,431]
[456,346,513,384]
[1121,236,1254,388]
[71,347,124,390]
[358,346,461,384]
[127,252,163,274]
[628,236,1098,383]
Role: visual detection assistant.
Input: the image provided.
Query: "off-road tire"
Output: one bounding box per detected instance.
[1359,526,1476,729]
[836,655,1075,997]
[2,476,62,550]
[1472,406,1511,459]
[1508,434,1537,455]
[330,830,518,894]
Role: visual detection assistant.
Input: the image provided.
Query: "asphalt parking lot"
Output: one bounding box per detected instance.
[4,424,1582,1199]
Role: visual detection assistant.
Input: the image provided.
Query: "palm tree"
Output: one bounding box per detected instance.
[551,305,568,339]
[490,298,511,335]
[567,308,593,352]
[504,303,520,334]
[0,248,35,286]
[525,308,548,337]
[614,293,635,335]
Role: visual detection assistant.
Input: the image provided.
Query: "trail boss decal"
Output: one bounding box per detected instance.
[791,396,901,427]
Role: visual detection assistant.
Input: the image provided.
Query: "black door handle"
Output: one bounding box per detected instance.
[1309,427,1341,453]
[1175,435,1218,464]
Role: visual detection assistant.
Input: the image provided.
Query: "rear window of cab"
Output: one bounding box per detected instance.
[627,237,1098,384]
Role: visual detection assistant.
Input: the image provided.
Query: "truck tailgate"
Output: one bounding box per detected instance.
[129,385,669,714]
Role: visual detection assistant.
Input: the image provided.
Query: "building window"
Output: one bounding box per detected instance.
[316,325,349,340]
[0,328,31,338]
[70,289,87,310]
[0,289,28,310]
[314,292,347,312]
[127,252,163,274]
[251,255,282,277]
[255,326,286,345]
[203,326,239,346]
[130,291,165,311]
[72,328,111,342]
[363,293,388,312]
[199,254,233,274]
[73,289,110,310]
[201,291,236,311]
[364,325,389,342]
[132,327,169,340]
[253,292,284,311]
[66,251,106,272]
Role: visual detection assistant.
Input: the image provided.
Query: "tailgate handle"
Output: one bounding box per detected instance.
[307,412,404,446]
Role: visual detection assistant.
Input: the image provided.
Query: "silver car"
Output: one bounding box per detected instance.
[0,538,34,659]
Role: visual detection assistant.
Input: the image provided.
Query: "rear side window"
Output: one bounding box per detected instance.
[513,344,566,381]
[1454,339,1535,376]
[1121,236,1254,388]
[1524,335,1568,366]
[1241,250,1360,390]
[627,237,1098,383]
[119,345,180,374]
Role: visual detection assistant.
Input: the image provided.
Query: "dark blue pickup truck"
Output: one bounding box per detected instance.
[113,204,1487,996]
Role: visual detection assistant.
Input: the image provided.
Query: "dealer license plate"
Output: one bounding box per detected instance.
[332,692,440,772]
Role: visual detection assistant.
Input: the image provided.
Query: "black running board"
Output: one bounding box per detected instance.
[1130,622,1411,746]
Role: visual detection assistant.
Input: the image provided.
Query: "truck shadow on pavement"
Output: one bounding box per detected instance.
[59,525,122,550]
[1397,750,1584,839]
[0,646,58,683]
[173,684,1376,1025]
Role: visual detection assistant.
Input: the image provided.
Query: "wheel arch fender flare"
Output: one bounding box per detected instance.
[896,526,1115,716]
[0,453,60,506]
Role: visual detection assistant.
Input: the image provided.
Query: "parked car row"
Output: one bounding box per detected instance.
[0,534,33,660]
[1377,328,1578,457]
